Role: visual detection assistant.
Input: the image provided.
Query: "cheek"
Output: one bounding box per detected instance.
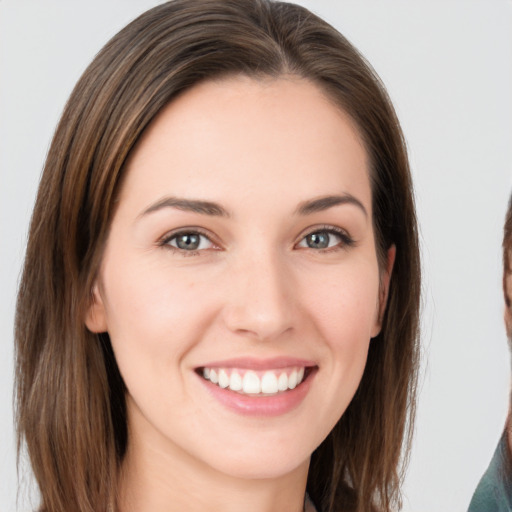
[100,259,219,379]
[300,262,380,414]
[303,262,381,346]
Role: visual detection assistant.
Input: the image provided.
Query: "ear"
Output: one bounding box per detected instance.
[85,282,108,333]
[371,244,396,338]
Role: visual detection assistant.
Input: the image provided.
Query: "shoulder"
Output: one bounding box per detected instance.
[468,434,512,512]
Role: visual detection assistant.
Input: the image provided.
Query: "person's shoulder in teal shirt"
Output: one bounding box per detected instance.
[468,432,512,512]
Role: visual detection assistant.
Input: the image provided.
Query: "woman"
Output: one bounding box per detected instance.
[14,1,420,511]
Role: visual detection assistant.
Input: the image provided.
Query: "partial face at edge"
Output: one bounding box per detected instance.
[505,250,512,339]
[85,76,394,480]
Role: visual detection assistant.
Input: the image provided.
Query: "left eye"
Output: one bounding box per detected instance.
[165,232,214,251]
[297,230,343,250]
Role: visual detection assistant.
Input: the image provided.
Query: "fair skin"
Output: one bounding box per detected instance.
[86,75,394,512]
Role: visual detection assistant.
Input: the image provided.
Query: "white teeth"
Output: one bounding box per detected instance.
[277,372,288,391]
[229,371,242,391]
[218,369,229,388]
[243,371,261,394]
[201,366,309,395]
[288,370,298,389]
[261,371,278,394]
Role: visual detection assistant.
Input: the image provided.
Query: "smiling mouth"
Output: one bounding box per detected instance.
[197,366,315,396]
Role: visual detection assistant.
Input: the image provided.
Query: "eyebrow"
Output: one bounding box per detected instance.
[140,197,230,218]
[295,194,368,217]
[139,193,367,219]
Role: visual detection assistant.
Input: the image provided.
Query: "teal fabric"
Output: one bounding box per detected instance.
[468,433,512,512]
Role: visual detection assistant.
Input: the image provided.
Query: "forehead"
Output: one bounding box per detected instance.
[120,75,371,216]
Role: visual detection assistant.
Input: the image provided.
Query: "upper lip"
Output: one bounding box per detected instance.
[196,356,317,370]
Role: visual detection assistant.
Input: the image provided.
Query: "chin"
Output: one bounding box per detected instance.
[211,451,310,481]
[190,429,313,480]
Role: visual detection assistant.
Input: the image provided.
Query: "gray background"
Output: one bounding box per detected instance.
[1,1,512,511]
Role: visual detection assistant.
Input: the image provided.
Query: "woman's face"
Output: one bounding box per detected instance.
[86,76,393,480]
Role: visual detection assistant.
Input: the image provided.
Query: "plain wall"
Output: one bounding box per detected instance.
[1,1,511,510]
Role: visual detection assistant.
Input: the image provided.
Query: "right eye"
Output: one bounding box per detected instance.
[163,231,215,252]
[298,230,341,250]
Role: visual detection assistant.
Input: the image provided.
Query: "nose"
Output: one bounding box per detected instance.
[221,251,296,341]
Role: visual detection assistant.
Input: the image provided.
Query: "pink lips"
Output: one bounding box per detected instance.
[196,357,317,417]
[199,356,316,370]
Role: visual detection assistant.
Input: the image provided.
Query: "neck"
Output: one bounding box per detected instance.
[118,406,310,512]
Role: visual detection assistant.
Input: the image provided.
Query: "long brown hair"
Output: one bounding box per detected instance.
[503,195,512,349]
[503,194,512,309]
[15,1,420,511]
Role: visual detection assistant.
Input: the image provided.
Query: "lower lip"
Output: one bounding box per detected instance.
[197,369,316,417]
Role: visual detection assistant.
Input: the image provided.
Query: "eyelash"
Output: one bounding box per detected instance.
[158,228,218,257]
[298,225,355,253]
[158,225,355,256]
